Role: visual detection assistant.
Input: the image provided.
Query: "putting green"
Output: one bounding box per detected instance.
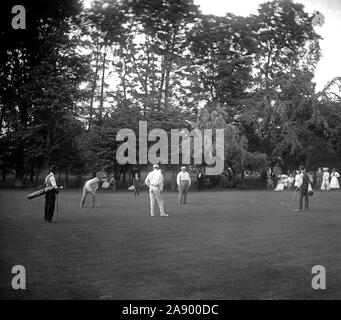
[0,190,340,299]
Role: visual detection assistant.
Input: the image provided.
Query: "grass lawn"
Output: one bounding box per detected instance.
[0,189,340,300]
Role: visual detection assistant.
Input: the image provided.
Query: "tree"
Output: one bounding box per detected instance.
[242,0,322,168]
[0,0,90,185]
[195,102,267,176]
[187,13,257,113]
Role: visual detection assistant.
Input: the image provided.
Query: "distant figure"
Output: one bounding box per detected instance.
[44,165,59,223]
[294,170,300,189]
[266,168,274,190]
[102,175,116,191]
[177,166,191,204]
[132,172,141,197]
[321,167,330,191]
[111,175,117,191]
[308,171,315,188]
[295,165,310,212]
[145,164,168,217]
[315,167,323,189]
[101,175,110,189]
[197,168,204,191]
[287,173,295,190]
[274,175,287,191]
[330,168,340,190]
[80,177,100,208]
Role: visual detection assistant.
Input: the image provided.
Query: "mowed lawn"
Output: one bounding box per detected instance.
[0,189,340,300]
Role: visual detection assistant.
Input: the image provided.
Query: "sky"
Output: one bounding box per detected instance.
[83,0,341,92]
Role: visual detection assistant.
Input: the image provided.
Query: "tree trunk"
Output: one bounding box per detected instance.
[157,56,166,110]
[99,49,107,125]
[14,145,24,187]
[164,66,171,109]
[65,169,69,187]
[171,170,177,191]
[163,31,176,109]
[88,47,101,131]
[29,162,35,183]
[0,104,5,133]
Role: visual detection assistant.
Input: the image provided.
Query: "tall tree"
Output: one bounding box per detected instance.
[0,0,89,185]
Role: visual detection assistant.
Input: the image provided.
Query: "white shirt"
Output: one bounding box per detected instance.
[145,169,164,190]
[323,171,330,179]
[177,171,191,186]
[84,178,99,192]
[296,172,312,189]
[45,172,57,188]
[296,173,303,189]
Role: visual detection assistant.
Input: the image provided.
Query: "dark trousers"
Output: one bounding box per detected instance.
[44,191,56,221]
[299,188,309,210]
[134,186,140,197]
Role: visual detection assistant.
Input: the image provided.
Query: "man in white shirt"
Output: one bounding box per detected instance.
[80,177,101,208]
[145,164,168,217]
[177,166,191,204]
[44,165,59,222]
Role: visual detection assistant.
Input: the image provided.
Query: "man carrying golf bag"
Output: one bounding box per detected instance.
[44,165,59,223]
[295,165,310,212]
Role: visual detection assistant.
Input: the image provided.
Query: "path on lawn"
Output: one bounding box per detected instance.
[0,190,340,299]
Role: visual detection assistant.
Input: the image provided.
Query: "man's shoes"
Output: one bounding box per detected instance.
[151,213,155,217]
[160,213,169,217]
[47,220,57,223]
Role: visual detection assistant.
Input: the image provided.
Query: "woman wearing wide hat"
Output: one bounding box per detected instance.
[330,168,340,190]
[321,167,330,191]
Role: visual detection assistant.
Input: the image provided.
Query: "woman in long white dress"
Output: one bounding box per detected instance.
[274,175,287,191]
[321,168,330,191]
[330,169,340,190]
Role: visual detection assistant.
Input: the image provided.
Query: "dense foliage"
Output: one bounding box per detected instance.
[1,0,340,186]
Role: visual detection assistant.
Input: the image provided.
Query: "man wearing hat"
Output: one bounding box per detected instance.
[295,165,310,212]
[44,165,59,222]
[177,166,191,204]
[145,164,168,217]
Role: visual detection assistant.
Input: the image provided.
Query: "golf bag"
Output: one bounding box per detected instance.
[27,186,63,200]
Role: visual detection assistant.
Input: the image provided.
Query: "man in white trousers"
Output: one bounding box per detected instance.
[80,177,101,208]
[145,164,168,217]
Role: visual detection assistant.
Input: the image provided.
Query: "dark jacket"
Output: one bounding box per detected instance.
[300,172,310,193]
[133,177,141,187]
